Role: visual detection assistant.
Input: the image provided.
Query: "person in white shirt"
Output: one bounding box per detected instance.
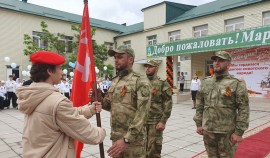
[190,73,201,109]
[60,79,70,99]
[102,81,108,93]
[98,80,104,93]
[15,78,23,89]
[0,81,7,110]
[69,78,73,95]
[5,75,17,108]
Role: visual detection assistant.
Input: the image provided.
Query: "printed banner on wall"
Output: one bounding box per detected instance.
[227,46,270,98]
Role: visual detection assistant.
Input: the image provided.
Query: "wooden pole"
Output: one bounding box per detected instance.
[93,81,105,158]
[84,0,104,157]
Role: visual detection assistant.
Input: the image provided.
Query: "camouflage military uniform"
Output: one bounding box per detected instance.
[193,72,249,158]
[146,75,172,158]
[102,69,151,158]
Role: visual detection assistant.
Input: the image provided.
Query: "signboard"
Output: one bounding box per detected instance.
[228,46,270,98]
[146,26,270,57]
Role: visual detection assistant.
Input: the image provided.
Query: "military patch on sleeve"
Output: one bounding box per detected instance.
[165,88,172,96]
[141,85,150,97]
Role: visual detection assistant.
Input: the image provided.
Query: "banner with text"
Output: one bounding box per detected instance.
[227,46,270,98]
[146,25,270,57]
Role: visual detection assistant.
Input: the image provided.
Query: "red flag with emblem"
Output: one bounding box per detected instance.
[70,1,96,158]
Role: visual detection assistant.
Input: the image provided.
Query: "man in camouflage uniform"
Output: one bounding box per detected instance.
[144,60,172,158]
[193,51,250,158]
[101,45,151,158]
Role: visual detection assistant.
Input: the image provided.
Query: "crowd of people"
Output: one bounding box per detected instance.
[0,75,24,110]
[0,74,112,110]
[2,48,249,158]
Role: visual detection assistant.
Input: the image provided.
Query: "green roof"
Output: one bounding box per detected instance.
[0,0,266,37]
[167,0,266,24]
[116,22,144,37]
[0,0,127,32]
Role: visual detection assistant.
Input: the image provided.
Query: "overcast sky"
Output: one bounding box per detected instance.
[28,0,215,25]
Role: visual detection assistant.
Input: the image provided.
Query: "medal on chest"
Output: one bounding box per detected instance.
[121,85,127,97]
[152,87,158,96]
[225,86,231,97]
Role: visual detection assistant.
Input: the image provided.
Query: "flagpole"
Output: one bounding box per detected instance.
[94,81,105,158]
[83,1,105,157]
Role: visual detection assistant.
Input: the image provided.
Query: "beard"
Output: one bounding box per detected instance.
[214,67,227,74]
[115,63,128,71]
[146,71,155,76]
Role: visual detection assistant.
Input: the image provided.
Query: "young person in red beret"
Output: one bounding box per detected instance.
[15,51,106,158]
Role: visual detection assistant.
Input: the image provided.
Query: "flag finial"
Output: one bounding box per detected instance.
[84,0,88,4]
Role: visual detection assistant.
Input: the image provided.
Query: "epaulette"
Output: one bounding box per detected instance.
[228,75,241,81]
[202,76,212,80]
[158,77,166,82]
[133,72,141,77]
[111,75,118,79]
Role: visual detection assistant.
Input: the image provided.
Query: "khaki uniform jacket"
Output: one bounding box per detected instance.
[102,69,151,144]
[146,75,172,124]
[193,73,249,136]
[16,82,106,158]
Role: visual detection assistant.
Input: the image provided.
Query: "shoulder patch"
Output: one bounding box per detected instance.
[158,77,166,82]
[229,75,241,82]
[202,76,212,80]
[140,85,150,97]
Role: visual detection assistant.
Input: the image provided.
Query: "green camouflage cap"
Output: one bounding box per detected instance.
[144,59,159,67]
[108,45,135,57]
[211,51,232,61]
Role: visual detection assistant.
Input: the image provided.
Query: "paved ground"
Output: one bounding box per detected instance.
[0,97,269,158]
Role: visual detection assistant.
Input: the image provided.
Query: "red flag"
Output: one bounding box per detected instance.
[70,2,96,158]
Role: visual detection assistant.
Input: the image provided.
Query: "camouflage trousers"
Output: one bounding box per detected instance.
[203,130,238,158]
[115,142,146,158]
[146,124,163,158]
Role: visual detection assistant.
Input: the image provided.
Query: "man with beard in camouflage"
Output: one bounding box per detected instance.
[90,45,151,158]
[144,59,172,158]
[193,51,249,158]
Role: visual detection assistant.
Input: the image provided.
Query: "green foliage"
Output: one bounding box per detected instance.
[23,34,41,56]
[23,21,66,56]
[23,21,114,77]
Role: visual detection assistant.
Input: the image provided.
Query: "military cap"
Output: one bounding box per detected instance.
[108,45,135,57]
[30,51,65,65]
[211,51,232,61]
[144,59,159,67]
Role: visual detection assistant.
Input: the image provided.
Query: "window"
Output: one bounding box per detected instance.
[168,30,181,42]
[33,31,48,49]
[225,17,244,32]
[263,11,270,26]
[104,42,113,50]
[147,35,157,45]
[123,40,131,47]
[193,25,208,38]
[60,36,73,53]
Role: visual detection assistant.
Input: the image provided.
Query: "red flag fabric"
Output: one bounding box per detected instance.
[71,2,96,158]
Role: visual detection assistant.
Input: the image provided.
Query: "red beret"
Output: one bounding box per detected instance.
[30,51,65,65]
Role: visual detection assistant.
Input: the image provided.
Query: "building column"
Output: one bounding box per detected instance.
[173,55,178,88]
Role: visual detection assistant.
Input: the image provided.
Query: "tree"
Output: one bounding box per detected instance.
[23,21,114,77]
[69,24,113,77]
[23,21,66,56]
